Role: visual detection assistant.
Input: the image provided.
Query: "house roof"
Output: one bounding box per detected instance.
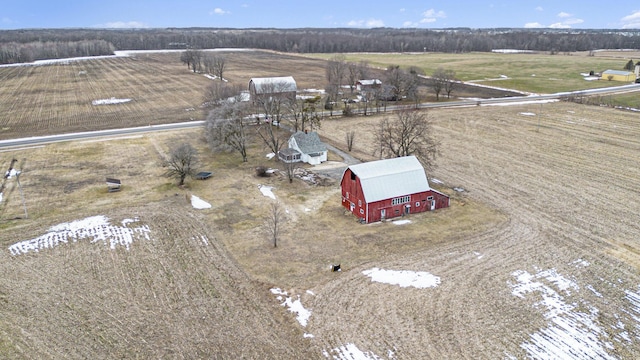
[344,156,430,203]
[249,76,297,94]
[357,79,382,86]
[602,69,633,76]
[291,131,327,154]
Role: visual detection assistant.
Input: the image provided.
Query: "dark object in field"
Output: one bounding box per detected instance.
[331,264,341,272]
[106,178,121,192]
[195,171,212,180]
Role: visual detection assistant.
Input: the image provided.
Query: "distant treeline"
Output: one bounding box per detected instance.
[1,28,640,64]
[0,39,114,64]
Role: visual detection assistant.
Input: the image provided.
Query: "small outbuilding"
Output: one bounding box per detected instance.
[601,70,635,82]
[356,79,382,92]
[287,131,327,165]
[340,156,449,223]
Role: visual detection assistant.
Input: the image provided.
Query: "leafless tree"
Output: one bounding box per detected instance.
[253,80,293,124]
[346,130,356,151]
[431,67,449,101]
[212,55,226,80]
[205,102,250,162]
[374,108,439,171]
[326,54,346,102]
[181,49,203,73]
[256,122,284,155]
[285,98,304,132]
[202,82,244,109]
[164,143,199,186]
[264,202,286,248]
[283,160,299,183]
[443,69,457,99]
[302,96,322,131]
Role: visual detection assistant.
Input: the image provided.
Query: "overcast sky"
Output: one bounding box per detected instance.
[2,1,640,30]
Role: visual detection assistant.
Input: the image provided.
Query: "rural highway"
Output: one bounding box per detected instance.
[1,83,639,150]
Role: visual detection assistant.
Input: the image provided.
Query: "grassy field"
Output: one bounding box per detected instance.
[308,50,640,94]
[1,50,640,358]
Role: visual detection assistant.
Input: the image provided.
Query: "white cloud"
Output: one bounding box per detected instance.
[564,18,584,25]
[420,9,446,24]
[535,6,543,11]
[99,21,148,29]
[557,12,572,18]
[210,8,230,15]
[621,11,640,28]
[347,19,384,28]
[403,21,417,27]
[549,22,571,29]
[524,22,544,28]
[399,8,406,13]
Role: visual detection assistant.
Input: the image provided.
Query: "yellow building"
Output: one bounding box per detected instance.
[601,69,635,82]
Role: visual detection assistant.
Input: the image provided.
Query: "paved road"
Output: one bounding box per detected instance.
[2,84,639,150]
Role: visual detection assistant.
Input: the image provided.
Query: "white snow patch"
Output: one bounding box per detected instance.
[266,152,275,159]
[362,268,440,289]
[323,343,383,360]
[304,333,315,338]
[306,290,316,296]
[8,215,151,255]
[510,268,617,360]
[92,97,132,106]
[430,178,444,184]
[0,192,2,203]
[270,288,312,327]
[191,195,212,209]
[519,112,536,116]
[5,168,19,178]
[392,219,411,225]
[258,184,276,199]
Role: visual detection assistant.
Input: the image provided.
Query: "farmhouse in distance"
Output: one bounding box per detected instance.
[340,156,449,223]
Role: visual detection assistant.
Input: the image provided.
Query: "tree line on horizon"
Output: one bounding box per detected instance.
[1,27,640,64]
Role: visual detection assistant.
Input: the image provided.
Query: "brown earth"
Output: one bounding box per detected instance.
[0,52,639,358]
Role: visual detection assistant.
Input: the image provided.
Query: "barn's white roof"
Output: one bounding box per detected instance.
[345,156,430,203]
[249,76,297,94]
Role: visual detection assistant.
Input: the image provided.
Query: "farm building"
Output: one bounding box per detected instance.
[282,131,327,165]
[248,76,297,103]
[601,70,635,82]
[340,156,449,223]
[356,79,382,92]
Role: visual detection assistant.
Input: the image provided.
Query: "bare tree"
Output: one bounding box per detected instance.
[283,160,299,183]
[256,121,284,154]
[205,102,250,162]
[431,68,447,101]
[346,130,356,151]
[212,55,226,80]
[181,49,203,73]
[302,96,323,131]
[326,54,346,103]
[253,80,293,124]
[264,202,286,248]
[202,82,244,109]
[374,109,439,171]
[443,69,457,99]
[164,143,199,186]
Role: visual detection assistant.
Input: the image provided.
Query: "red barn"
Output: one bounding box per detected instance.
[340,156,449,223]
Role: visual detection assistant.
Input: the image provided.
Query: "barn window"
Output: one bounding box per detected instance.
[427,196,434,201]
[346,192,349,199]
[391,195,411,206]
[416,202,420,207]
[360,209,364,214]
[350,172,356,181]
[358,200,362,207]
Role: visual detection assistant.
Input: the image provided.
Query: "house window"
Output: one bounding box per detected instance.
[360,209,364,214]
[391,195,411,206]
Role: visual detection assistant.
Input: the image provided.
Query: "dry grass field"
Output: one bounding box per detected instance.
[1,51,640,359]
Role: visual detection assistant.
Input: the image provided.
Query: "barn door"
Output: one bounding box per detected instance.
[380,209,386,220]
[431,200,436,211]
[404,205,410,215]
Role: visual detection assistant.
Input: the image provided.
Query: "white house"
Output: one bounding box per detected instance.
[287,131,327,165]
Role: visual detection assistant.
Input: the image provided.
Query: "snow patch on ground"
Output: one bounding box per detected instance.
[362,268,440,289]
[191,195,211,209]
[323,343,386,360]
[258,184,276,199]
[510,267,618,360]
[392,220,411,225]
[8,215,150,255]
[270,288,312,327]
[519,112,536,116]
[92,97,132,105]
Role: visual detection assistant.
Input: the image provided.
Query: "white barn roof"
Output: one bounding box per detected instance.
[346,156,430,203]
[249,76,297,94]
